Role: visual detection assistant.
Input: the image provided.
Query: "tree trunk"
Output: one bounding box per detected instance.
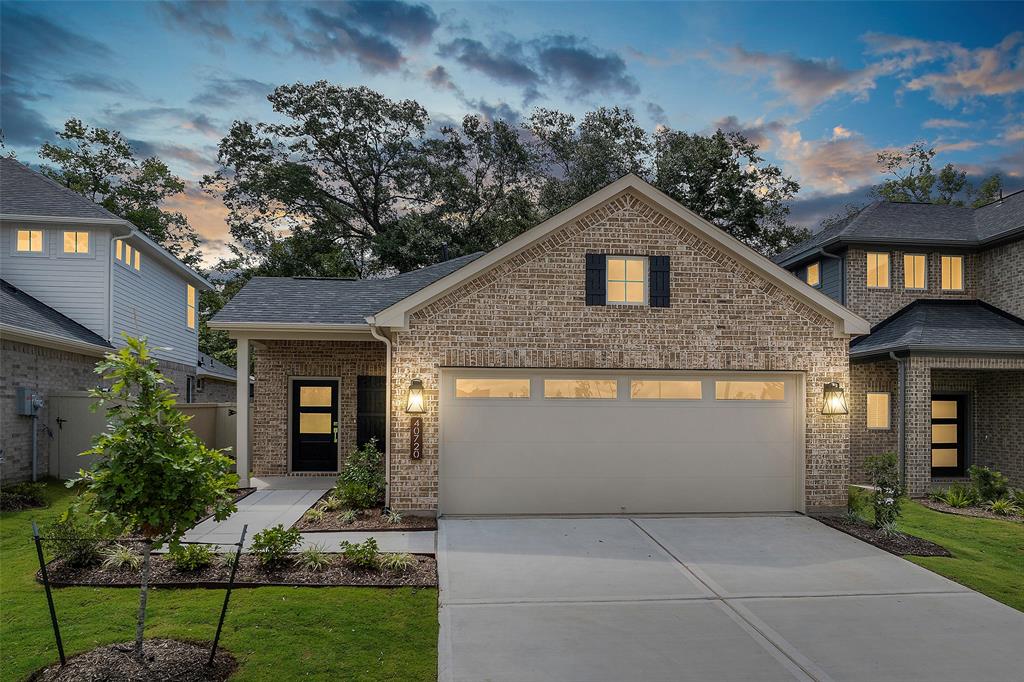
[134,540,152,661]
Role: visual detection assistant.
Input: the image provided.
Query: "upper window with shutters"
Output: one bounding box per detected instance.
[585,253,670,308]
[606,256,647,304]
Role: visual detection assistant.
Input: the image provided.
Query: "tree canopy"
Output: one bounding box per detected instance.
[871,142,1002,208]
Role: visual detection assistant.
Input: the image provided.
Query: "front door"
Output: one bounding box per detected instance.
[931,395,966,477]
[356,376,387,451]
[292,380,339,472]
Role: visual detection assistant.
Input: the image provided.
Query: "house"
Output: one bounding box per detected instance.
[774,193,1024,495]
[196,352,238,403]
[210,174,870,515]
[0,158,227,482]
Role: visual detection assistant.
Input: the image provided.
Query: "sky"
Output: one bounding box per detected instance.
[2,0,1023,266]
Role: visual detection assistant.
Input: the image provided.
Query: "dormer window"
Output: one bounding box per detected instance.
[16,229,43,253]
[116,240,141,271]
[805,261,820,287]
[866,252,889,288]
[63,230,89,254]
[941,255,963,291]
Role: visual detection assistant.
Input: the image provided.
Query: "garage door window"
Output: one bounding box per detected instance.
[544,379,618,399]
[630,379,702,400]
[455,377,531,399]
[715,381,785,400]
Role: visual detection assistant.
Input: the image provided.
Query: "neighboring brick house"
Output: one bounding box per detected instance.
[774,192,1024,494]
[210,175,869,515]
[0,158,231,483]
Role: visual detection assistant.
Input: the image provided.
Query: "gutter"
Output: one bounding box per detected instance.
[889,351,907,485]
[367,317,393,510]
[0,324,112,357]
[206,321,372,332]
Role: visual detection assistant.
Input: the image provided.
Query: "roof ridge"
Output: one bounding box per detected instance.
[0,158,124,222]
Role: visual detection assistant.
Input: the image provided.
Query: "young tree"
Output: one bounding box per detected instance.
[74,336,237,660]
[39,119,203,265]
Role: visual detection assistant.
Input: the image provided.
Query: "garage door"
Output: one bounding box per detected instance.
[439,370,802,515]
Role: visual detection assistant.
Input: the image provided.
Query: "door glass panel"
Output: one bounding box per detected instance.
[300,386,333,407]
[456,378,530,398]
[715,381,785,400]
[932,448,959,468]
[631,380,702,400]
[932,423,957,443]
[299,412,332,434]
[931,400,957,419]
[544,379,618,399]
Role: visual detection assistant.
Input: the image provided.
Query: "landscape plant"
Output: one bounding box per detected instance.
[941,484,976,509]
[169,543,218,571]
[295,544,333,572]
[101,543,143,571]
[250,524,302,567]
[0,481,47,511]
[340,538,380,570]
[72,335,237,660]
[340,510,358,525]
[984,498,1021,516]
[384,509,403,525]
[378,552,416,573]
[968,465,1010,502]
[865,453,903,528]
[43,512,114,567]
[335,439,386,509]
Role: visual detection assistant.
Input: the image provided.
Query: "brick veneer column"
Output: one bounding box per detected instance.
[903,358,933,497]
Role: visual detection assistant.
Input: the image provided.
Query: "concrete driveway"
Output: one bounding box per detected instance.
[437,516,1024,682]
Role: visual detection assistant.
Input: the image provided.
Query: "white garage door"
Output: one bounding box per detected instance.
[439,370,802,515]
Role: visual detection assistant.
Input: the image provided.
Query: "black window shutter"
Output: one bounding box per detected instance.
[585,253,606,306]
[649,255,670,307]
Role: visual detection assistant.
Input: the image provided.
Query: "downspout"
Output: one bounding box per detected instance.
[107,233,121,342]
[367,319,393,510]
[816,246,844,303]
[890,352,907,484]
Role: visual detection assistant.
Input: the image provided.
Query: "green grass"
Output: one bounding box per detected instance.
[1,481,438,681]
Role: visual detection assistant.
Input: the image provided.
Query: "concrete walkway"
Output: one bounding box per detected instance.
[438,515,1024,682]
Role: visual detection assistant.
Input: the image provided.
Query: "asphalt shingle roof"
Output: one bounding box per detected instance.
[0,279,112,349]
[212,252,485,325]
[0,157,124,221]
[849,300,1024,358]
[774,190,1024,266]
[198,353,236,381]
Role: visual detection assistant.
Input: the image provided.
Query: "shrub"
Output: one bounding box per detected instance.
[847,487,870,519]
[865,453,903,528]
[341,538,379,570]
[335,439,385,509]
[877,520,902,539]
[340,510,358,525]
[303,507,325,523]
[384,509,403,525]
[322,495,345,512]
[217,551,239,571]
[1010,488,1024,506]
[942,484,976,508]
[101,543,143,571]
[296,544,333,572]
[378,552,416,573]
[968,465,1009,502]
[0,481,47,510]
[170,544,217,571]
[44,514,109,567]
[250,524,301,567]
[984,498,1021,516]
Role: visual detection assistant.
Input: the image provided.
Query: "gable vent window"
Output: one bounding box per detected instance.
[186,284,196,330]
[805,261,820,287]
[866,252,889,288]
[16,229,43,253]
[586,254,669,307]
[941,255,963,291]
[63,230,89,254]
[904,254,926,289]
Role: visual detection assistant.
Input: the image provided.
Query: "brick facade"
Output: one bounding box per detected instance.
[251,340,385,475]
[384,190,852,512]
[0,339,100,483]
[849,359,899,485]
[195,376,236,403]
[155,358,197,402]
[978,238,1024,319]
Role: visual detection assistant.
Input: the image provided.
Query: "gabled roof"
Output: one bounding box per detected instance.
[209,252,484,329]
[774,190,1024,267]
[198,352,236,381]
[849,299,1024,359]
[0,279,113,355]
[370,175,869,335]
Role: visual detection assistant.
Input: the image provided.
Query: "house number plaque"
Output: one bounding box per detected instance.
[410,417,423,460]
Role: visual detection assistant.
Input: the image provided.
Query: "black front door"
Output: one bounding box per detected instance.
[357,375,387,452]
[931,395,966,477]
[292,379,339,472]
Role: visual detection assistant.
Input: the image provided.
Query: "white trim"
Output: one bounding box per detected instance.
[0,324,112,356]
[235,336,250,487]
[372,175,870,335]
[1,213,132,229]
[605,254,648,306]
[287,376,342,474]
[208,321,371,332]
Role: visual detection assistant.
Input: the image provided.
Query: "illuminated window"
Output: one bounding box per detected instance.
[630,379,702,400]
[866,392,890,430]
[941,255,963,291]
[606,256,646,304]
[544,379,618,399]
[455,378,530,398]
[186,285,196,329]
[904,254,926,289]
[16,229,43,252]
[805,261,820,287]
[715,381,785,400]
[133,249,140,270]
[63,231,89,254]
[116,240,123,260]
[866,252,889,288]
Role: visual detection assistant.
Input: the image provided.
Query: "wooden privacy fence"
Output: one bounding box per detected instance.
[47,393,250,479]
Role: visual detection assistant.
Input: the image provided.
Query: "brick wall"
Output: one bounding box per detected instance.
[251,340,385,475]
[978,239,1024,319]
[196,377,236,403]
[156,359,196,401]
[0,339,100,483]
[849,359,899,485]
[974,371,1024,485]
[845,247,978,325]
[388,189,852,512]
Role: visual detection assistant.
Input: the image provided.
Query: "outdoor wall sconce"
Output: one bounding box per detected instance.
[821,382,849,415]
[406,378,425,414]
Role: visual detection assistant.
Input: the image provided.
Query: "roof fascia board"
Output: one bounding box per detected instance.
[374,175,870,336]
[851,344,1024,358]
[1,214,133,233]
[207,321,370,332]
[0,324,112,356]
[197,369,237,381]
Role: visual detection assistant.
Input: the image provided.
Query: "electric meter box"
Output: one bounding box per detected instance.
[15,387,40,415]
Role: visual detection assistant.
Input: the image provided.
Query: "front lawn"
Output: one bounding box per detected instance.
[0,481,438,682]
[896,500,1024,612]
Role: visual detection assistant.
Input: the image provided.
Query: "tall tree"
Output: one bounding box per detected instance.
[39,119,202,265]
[871,142,1000,207]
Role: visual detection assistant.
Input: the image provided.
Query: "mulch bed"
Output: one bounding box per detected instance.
[196,487,256,525]
[292,493,436,532]
[40,551,437,588]
[812,515,951,557]
[919,499,1024,522]
[30,638,236,681]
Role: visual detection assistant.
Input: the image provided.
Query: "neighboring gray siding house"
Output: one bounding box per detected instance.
[774,191,1024,493]
[0,158,228,482]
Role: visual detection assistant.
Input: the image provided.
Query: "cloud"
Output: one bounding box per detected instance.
[0,81,52,146]
[831,125,853,140]
[102,106,223,140]
[341,0,439,45]
[1005,126,1024,142]
[425,65,459,91]
[934,139,982,153]
[778,126,885,194]
[129,139,215,172]
[60,72,139,95]
[1,5,110,80]
[155,0,234,42]
[788,184,874,230]
[711,115,786,150]
[535,35,639,98]
[190,76,274,108]
[162,182,232,266]
[438,37,540,89]
[923,118,969,129]
[645,101,666,123]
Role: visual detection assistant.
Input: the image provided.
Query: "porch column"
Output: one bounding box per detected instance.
[903,357,932,497]
[235,336,250,487]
